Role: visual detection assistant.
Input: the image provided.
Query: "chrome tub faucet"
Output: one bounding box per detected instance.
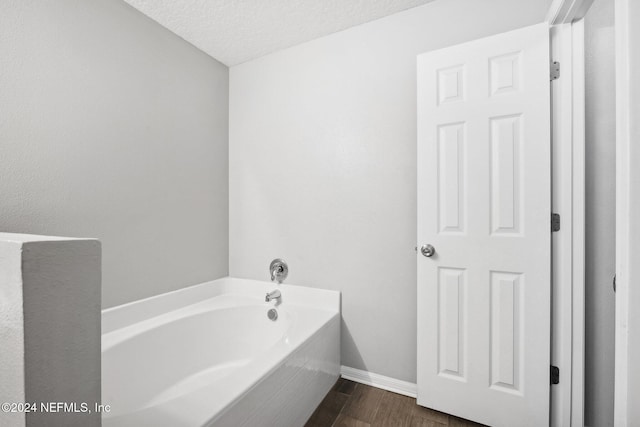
[265,289,281,302]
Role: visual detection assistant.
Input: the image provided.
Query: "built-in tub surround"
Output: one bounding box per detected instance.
[0,233,101,427]
[102,277,340,427]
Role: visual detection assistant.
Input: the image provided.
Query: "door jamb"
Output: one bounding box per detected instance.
[614,0,639,424]
[546,0,595,24]
[547,1,589,425]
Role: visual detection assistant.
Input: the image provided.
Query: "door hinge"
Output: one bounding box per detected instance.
[550,61,560,81]
[551,366,560,385]
[551,213,560,232]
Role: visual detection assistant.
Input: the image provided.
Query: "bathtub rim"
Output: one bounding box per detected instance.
[101,277,341,426]
[102,276,340,335]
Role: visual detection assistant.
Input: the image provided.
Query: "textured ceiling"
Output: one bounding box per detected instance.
[123,0,437,66]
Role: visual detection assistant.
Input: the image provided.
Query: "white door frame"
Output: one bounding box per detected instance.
[614,0,640,424]
[546,0,594,24]
[546,0,591,426]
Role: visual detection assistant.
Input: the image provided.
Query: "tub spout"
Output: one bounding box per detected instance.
[265,290,281,302]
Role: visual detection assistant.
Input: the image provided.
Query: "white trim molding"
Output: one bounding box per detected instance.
[546,0,595,25]
[570,19,586,427]
[549,19,586,427]
[340,366,417,398]
[614,0,640,424]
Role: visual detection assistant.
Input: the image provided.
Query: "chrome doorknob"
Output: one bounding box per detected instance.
[420,244,436,257]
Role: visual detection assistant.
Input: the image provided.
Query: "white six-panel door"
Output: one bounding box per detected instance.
[417,23,551,427]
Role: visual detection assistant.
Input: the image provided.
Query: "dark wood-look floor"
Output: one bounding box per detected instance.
[305,379,487,427]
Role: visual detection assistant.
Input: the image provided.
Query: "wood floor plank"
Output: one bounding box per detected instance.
[449,416,487,427]
[371,391,414,426]
[409,414,448,427]
[307,379,488,427]
[305,389,349,427]
[411,403,449,425]
[334,377,357,395]
[333,414,372,427]
[340,383,385,423]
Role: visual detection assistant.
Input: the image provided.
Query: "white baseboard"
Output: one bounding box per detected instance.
[340,366,417,398]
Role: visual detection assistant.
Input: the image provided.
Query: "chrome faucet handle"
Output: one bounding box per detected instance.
[270,265,283,281]
[269,259,288,283]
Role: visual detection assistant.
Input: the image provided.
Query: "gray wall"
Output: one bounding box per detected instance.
[0,0,229,308]
[584,0,616,425]
[229,0,551,383]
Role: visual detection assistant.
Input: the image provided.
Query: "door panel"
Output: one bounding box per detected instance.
[417,23,551,427]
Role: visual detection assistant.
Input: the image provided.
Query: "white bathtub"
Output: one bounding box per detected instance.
[101,277,340,427]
